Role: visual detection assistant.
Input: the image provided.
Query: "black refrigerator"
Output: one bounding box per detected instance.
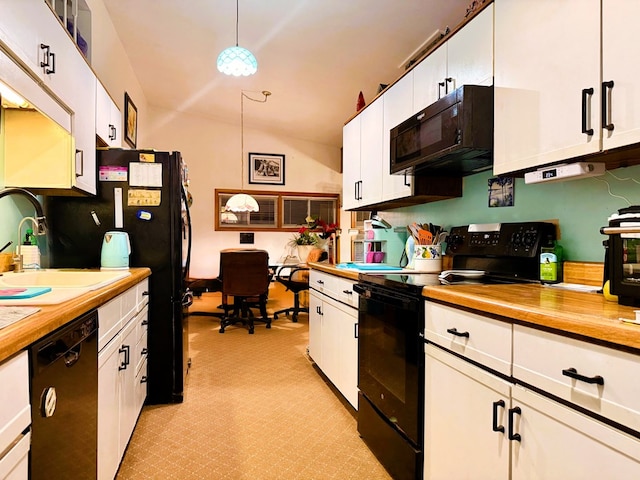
[44,148,192,404]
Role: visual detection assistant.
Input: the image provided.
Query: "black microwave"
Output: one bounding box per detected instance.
[390,84,494,176]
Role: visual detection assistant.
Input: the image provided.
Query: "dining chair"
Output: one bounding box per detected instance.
[218,248,271,334]
[273,265,309,323]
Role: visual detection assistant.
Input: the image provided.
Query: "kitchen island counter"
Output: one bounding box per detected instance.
[309,262,640,353]
[0,267,151,362]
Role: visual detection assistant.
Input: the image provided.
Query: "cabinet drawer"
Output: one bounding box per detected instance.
[136,278,150,309]
[513,324,640,434]
[309,270,358,308]
[121,285,138,324]
[0,352,30,452]
[98,296,121,351]
[425,302,512,376]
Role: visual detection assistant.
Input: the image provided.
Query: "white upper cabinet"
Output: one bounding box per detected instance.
[96,80,121,147]
[0,0,97,194]
[414,4,494,112]
[342,100,384,210]
[382,73,413,202]
[601,1,640,151]
[494,0,640,175]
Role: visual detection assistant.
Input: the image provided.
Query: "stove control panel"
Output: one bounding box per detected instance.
[446,222,556,258]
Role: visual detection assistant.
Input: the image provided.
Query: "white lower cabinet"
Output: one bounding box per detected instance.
[511,385,640,480]
[98,280,149,480]
[425,344,511,480]
[309,271,358,409]
[424,301,640,479]
[0,352,30,480]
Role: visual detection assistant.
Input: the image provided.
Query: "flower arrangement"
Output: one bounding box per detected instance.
[289,216,339,246]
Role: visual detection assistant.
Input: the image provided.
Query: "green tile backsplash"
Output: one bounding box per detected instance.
[383,164,640,263]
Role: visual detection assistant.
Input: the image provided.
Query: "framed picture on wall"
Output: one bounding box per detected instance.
[124,92,138,148]
[248,152,285,185]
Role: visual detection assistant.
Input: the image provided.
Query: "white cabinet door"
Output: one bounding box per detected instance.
[68,54,97,194]
[413,45,447,110]
[424,345,511,480]
[358,100,383,207]
[382,73,413,202]
[446,4,494,91]
[96,80,121,147]
[511,385,640,480]
[494,0,601,175]
[118,318,138,456]
[342,117,361,211]
[601,1,640,151]
[98,337,122,480]
[308,290,323,368]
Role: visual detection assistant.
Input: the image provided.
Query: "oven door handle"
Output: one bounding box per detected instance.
[353,284,366,295]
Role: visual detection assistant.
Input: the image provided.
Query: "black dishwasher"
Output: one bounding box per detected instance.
[30,309,98,480]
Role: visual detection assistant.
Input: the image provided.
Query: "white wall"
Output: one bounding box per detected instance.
[144,105,344,278]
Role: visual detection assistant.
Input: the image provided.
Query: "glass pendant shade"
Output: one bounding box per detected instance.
[217,46,258,76]
[225,193,259,212]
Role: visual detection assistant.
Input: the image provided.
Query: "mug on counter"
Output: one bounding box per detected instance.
[412,244,442,272]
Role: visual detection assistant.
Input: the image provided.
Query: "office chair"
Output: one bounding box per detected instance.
[273,265,309,323]
[219,249,271,334]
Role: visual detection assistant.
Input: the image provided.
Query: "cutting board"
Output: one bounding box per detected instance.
[336,263,405,271]
[0,287,52,299]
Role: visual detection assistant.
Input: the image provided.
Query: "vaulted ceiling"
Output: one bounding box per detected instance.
[104,0,471,148]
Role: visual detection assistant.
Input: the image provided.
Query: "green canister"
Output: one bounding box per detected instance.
[540,235,563,283]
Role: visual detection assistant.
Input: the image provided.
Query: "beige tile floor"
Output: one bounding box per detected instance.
[116,284,391,479]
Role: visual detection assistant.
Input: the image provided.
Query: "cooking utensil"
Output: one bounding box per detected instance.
[0,241,12,253]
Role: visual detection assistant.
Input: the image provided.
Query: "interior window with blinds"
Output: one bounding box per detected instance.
[282,197,337,227]
[215,190,339,231]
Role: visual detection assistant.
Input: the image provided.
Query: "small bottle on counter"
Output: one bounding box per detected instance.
[540,234,563,283]
[19,228,40,270]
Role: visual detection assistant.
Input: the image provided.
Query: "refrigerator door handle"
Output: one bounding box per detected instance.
[181,184,192,285]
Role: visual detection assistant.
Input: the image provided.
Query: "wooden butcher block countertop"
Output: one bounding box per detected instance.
[424,283,640,353]
[309,263,640,354]
[0,267,151,363]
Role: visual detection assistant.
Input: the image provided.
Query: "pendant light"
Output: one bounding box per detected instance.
[225,90,271,213]
[217,0,257,77]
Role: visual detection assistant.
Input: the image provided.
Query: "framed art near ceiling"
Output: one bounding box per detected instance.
[248,152,285,185]
[124,92,138,148]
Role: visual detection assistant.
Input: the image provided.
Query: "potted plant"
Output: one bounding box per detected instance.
[289,216,339,262]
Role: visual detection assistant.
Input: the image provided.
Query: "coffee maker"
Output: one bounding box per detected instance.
[601,206,640,306]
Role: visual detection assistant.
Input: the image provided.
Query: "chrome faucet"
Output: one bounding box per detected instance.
[0,187,47,235]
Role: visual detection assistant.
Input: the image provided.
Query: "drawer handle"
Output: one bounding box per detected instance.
[342,289,352,295]
[561,367,604,385]
[140,376,148,384]
[316,280,324,285]
[508,406,522,442]
[141,348,148,355]
[446,327,469,338]
[492,400,505,433]
[118,345,130,371]
[142,291,149,296]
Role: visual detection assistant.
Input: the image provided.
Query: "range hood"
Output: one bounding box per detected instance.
[390,85,494,176]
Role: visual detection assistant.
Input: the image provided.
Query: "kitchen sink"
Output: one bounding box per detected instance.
[0,269,130,289]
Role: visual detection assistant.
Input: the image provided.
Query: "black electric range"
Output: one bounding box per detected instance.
[354,221,557,480]
[359,221,556,292]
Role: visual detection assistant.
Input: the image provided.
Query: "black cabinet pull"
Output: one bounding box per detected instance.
[445,77,453,94]
[141,348,148,355]
[354,323,359,339]
[492,400,505,433]
[404,171,411,187]
[40,43,55,74]
[109,124,117,141]
[342,289,352,295]
[438,81,446,100]
[581,87,594,135]
[140,376,148,384]
[446,327,469,338]
[316,279,324,285]
[602,80,615,131]
[354,181,358,201]
[561,367,604,385]
[118,345,130,370]
[508,406,522,442]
